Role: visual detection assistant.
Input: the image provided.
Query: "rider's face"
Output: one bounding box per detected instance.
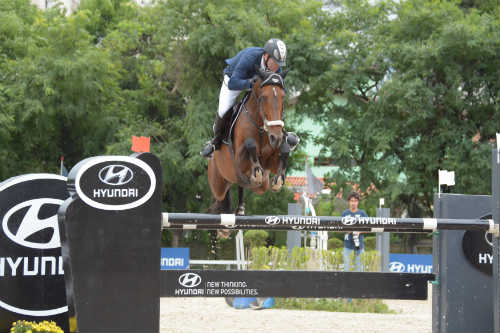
[265,54,280,72]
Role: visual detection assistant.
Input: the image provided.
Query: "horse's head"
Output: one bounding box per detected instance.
[253,67,288,149]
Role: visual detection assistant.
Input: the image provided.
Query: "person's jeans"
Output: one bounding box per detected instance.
[343,247,364,272]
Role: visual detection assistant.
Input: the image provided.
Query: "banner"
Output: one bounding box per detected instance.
[161,248,189,270]
[389,254,432,273]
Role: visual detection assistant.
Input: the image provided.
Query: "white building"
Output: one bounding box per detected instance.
[31,0,79,13]
[31,0,152,14]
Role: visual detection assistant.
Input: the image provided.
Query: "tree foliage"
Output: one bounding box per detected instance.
[302,0,499,216]
[0,0,498,221]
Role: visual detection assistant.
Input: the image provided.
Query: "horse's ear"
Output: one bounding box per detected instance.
[281,69,290,79]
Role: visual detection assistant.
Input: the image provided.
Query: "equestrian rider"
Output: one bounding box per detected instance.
[200,38,298,158]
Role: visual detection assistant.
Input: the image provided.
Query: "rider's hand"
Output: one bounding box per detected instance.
[248,75,259,89]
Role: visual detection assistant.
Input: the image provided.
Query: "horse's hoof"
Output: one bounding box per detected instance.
[236,206,245,216]
[271,175,284,192]
[217,229,231,239]
[252,167,263,185]
[271,179,283,192]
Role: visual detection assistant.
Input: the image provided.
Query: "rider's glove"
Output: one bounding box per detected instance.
[248,75,259,89]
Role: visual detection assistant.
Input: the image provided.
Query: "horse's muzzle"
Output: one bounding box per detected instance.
[268,133,283,149]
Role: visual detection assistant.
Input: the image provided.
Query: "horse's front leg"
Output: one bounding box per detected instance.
[244,137,264,186]
[236,186,245,215]
[270,137,292,192]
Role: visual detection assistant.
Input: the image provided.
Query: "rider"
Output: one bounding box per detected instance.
[200,38,298,158]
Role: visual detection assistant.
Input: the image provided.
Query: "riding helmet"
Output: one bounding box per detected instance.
[264,38,286,67]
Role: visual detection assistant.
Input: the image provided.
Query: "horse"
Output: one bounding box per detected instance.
[206,68,290,255]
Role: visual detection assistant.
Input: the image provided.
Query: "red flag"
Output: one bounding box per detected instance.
[294,192,300,201]
[131,136,151,153]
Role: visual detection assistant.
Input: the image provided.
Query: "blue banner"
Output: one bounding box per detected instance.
[161,248,189,270]
[389,253,432,273]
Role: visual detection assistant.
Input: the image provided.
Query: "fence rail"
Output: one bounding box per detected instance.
[162,213,499,234]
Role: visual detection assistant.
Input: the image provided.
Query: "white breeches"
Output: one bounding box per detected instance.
[218,75,242,117]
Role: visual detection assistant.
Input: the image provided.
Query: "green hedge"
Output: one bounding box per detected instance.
[247,246,389,313]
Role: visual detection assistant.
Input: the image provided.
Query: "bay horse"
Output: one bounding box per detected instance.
[207,68,289,220]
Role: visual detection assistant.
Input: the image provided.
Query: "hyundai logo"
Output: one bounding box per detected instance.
[265,216,280,225]
[389,261,406,273]
[98,165,133,186]
[485,231,493,248]
[341,216,356,226]
[178,273,202,288]
[2,198,63,250]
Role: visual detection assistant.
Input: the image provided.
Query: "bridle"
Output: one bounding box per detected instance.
[245,72,285,134]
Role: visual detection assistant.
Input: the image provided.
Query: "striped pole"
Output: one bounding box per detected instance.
[162,212,499,234]
[164,223,428,233]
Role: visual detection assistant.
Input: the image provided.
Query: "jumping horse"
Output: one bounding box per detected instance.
[206,68,290,255]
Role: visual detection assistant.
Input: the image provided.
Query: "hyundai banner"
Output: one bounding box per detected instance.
[389,254,433,273]
[0,174,69,332]
[161,248,189,270]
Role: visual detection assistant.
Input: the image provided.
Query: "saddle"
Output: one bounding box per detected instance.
[222,92,250,145]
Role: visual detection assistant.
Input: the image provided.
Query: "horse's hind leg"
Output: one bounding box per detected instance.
[236,186,245,215]
[209,190,233,259]
[244,137,263,186]
[209,231,218,259]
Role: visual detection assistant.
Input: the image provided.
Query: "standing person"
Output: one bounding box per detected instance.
[200,38,298,158]
[342,192,367,272]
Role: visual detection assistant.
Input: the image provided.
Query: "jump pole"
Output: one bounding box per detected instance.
[163,223,430,233]
[162,212,498,234]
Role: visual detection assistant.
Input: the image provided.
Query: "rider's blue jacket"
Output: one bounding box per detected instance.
[223,47,265,91]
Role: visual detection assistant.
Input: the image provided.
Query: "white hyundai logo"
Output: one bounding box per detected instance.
[98,165,133,186]
[485,231,493,248]
[265,216,280,225]
[389,261,406,273]
[2,198,63,249]
[178,273,202,288]
[341,216,356,226]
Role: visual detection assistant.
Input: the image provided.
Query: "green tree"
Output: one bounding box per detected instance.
[97,0,326,216]
[0,0,123,178]
[303,0,499,216]
[75,0,324,251]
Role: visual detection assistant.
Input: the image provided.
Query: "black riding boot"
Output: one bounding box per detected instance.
[200,113,231,158]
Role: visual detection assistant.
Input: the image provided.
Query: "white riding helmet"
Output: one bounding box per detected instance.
[264,38,286,67]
